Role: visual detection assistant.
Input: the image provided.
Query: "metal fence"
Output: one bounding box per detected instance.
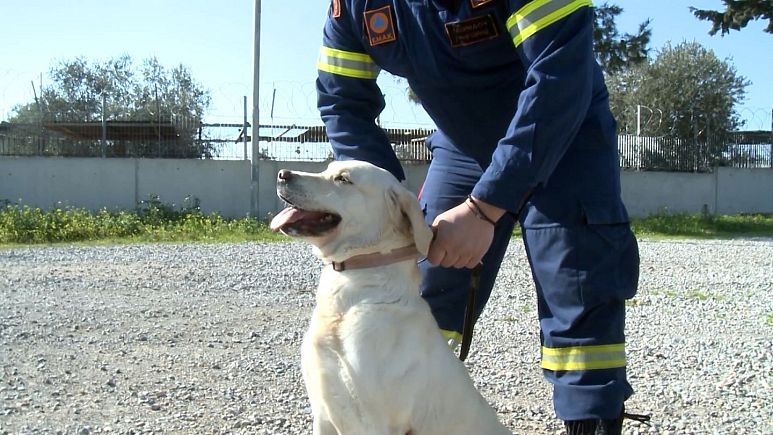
[1,121,770,171]
[253,125,433,163]
[0,120,206,159]
[0,122,434,162]
[618,132,772,171]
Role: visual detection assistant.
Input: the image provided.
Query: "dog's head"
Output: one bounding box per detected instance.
[270,160,433,262]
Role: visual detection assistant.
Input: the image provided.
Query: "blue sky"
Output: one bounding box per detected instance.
[1,0,771,130]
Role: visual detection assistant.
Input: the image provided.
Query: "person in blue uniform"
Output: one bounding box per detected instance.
[316,1,643,433]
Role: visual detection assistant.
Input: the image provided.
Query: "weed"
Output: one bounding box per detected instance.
[650,288,723,302]
[2,206,771,247]
[0,198,284,246]
[625,298,650,307]
[686,290,712,301]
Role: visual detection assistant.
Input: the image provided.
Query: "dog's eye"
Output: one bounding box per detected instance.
[334,174,352,185]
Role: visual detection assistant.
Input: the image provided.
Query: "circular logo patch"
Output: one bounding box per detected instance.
[369,12,389,34]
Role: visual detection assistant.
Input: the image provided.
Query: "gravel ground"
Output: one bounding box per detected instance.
[1,238,771,435]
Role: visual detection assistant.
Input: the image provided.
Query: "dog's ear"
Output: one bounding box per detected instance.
[389,185,433,257]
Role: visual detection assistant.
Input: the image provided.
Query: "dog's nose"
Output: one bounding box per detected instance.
[278,169,293,182]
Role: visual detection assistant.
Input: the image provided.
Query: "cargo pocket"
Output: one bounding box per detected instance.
[579,202,639,303]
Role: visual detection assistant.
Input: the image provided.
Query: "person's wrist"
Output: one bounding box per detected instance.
[466,195,505,225]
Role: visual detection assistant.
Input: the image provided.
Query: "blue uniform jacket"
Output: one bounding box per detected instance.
[317,0,625,219]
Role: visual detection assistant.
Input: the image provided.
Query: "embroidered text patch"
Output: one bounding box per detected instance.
[445,14,499,48]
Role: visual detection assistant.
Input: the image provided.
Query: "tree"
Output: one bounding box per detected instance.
[606,42,749,170]
[593,3,652,73]
[691,0,773,35]
[607,41,748,137]
[9,56,211,157]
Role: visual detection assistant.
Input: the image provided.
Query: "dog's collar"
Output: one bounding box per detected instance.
[330,245,420,272]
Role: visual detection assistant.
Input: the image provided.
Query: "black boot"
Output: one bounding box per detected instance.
[564,416,622,435]
[564,409,650,435]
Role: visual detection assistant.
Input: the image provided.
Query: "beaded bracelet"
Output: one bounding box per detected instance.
[465,195,497,226]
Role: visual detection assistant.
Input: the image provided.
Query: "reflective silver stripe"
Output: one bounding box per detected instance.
[540,343,626,371]
[506,0,592,47]
[317,46,380,79]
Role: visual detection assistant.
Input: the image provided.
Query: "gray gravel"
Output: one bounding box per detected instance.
[1,238,771,435]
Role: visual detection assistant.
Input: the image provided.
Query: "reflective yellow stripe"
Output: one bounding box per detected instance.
[440,329,462,344]
[317,46,380,79]
[506,0,592,47]
[540,343,626,371]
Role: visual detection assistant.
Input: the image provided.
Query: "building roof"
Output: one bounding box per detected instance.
[43,121,181,141]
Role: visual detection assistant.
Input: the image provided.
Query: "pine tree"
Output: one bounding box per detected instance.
[593,3,652,73]
[691,0,773,35]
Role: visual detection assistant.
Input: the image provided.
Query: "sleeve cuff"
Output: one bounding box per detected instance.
[472,173,532,216]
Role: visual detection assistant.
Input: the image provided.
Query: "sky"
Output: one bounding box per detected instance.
[1,0,771,131]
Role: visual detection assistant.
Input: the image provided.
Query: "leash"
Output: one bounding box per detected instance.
[459,264,481,361]
[623,411,652,426]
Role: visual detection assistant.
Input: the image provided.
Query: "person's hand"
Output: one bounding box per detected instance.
[426,197,505,269]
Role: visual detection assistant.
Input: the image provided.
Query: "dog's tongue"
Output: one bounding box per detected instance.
[269,207,328,232]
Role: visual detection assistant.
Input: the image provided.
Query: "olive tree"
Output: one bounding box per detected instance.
[9,56,211,157]
[606,41,749,170]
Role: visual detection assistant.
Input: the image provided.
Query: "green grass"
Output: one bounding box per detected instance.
[0,197,286,247]
[625,298,650,307]
[0,200,771,248]
[647,288,725,302]
[631,212,773,239]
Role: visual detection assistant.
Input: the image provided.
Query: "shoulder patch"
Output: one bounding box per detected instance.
[364,5,397,46]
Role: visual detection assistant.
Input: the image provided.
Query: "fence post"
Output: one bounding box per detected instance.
[243,96,248,161]
[636,106,641,170]
[155,84,161,158]
[101,93,107,158]
[251,0,262,217]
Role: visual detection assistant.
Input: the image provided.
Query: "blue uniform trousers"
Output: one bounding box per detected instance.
[418,138,638,421]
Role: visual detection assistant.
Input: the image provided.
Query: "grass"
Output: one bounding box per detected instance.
[0,200,771,248]
[648,288,725,302]
[631,212,773,240]
[625,298,650,307]
[0,196,286,247]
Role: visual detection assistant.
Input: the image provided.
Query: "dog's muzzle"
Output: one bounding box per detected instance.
[270,170,342,237]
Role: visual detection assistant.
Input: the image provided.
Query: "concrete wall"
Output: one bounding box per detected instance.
[0,157,137,211]
[136,159,251,217]
[620,168,773,217]
[715,168,773,215]
[0,157,251,218]
[620,171,716,217]
[1,157,771,219]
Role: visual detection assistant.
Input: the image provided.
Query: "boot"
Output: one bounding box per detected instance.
[564,409,650,435]
[564,416,622,435]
